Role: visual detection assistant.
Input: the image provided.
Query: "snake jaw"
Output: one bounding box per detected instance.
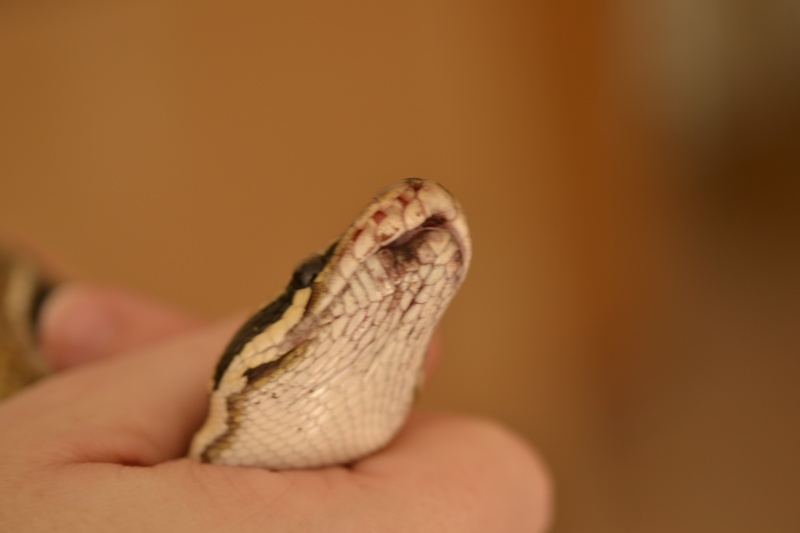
[190,179,470,469]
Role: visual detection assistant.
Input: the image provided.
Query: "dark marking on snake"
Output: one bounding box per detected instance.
[211,241,338,389]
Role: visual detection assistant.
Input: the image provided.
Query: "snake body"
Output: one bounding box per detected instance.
[1,179,471,470]
[0,252,51,400]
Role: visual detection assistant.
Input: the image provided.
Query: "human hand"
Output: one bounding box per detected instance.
[0,284,552,531]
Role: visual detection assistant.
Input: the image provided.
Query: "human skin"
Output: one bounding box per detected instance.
[0,284,552,531]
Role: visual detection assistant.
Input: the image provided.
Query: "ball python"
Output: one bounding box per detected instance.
[0,178,471,469]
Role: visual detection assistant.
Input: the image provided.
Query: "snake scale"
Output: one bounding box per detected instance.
[0,179,471,469]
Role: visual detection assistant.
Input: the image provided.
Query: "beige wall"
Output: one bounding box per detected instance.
[2,2,799,531]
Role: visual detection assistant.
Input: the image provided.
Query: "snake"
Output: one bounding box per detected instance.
[0,178,471,469]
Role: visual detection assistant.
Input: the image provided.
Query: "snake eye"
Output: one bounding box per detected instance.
[289,240,338,290]
[290,255,326,289]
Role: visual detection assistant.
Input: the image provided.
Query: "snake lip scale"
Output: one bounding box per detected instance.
[189,178,471,469]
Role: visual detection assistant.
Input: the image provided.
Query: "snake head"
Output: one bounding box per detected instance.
[191,178,471,469]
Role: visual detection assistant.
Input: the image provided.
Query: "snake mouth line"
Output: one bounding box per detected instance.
[385,214,448,249]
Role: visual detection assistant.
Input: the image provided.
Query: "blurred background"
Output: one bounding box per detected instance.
[2,1,799,531]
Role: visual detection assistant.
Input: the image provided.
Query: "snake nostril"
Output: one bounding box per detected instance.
[422,214,447,228]
[372,210,387,224]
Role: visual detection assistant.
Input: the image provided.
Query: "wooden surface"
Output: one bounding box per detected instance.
[2,2,799,531]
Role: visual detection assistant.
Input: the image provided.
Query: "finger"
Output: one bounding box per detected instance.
[353,412,554,532]
[39,283,202,370]
[4,317,239,466]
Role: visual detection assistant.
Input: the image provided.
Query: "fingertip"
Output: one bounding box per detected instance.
[40,284,200,370]
[40,284,118,370]
[450,416,554,530]
[357,412,554,532]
